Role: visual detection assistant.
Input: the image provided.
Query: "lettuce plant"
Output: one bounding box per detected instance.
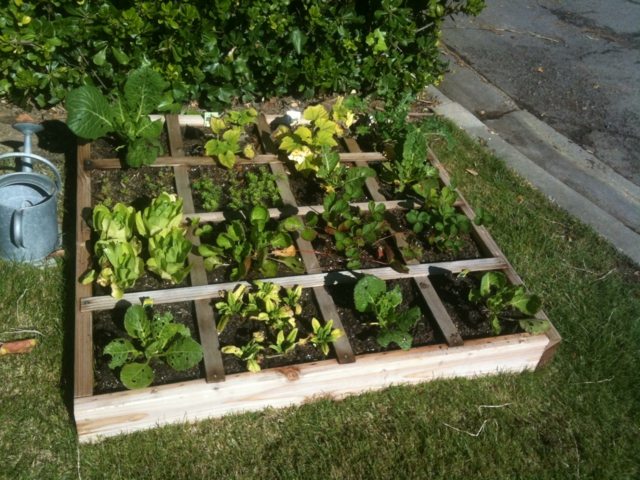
[66,66,170,168]
[103,300,203,389]
[135,192,184,237]
[146,227,192,284]
[92,203,136,242]
[468,271,548,335]
[90,239,145,300]
[354,275,421,350]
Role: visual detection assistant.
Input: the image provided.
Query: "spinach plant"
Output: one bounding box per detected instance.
[66,66,171,168]
[468,271,548,335]
[104,300,203,389]
[354,275,421,350]
[316,149,374,199]
[205,107,258,168]
[197,206,304,280]
[214,284,250,333]
[268,328,299,355]
[406,179,471,252]
[247,281,298,331]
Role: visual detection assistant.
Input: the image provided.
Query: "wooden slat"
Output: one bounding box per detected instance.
[80,257,507,312]
[75,332,549,443]
[74,142,94,398]
[257,114,355,363]
[345,137,463,347]
[428,149,561,363]
[167,115,225,383]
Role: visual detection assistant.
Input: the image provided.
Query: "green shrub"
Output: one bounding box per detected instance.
[0,0,484,108]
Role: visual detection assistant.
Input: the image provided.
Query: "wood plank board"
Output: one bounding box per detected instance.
[75,332,549,443]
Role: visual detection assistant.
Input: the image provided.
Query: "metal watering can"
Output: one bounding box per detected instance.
[0,123,61,262]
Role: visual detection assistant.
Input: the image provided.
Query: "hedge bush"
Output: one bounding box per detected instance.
[0,0,484,108]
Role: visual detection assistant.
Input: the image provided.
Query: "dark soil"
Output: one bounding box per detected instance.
[326,278,441,355]
[91,167,176,208]
[430,273,523,339]
[93,301,203,394]
[89,130,170,161]
[218,289,334,375]
[312,231,392,272]
[287,168,327,206]
[386,208,483,264]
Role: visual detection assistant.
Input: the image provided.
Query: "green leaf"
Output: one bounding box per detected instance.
[111,47,130,65]
[354,275,386,312]
[377,330,412,350]
[290,28,307,55]
[124,66,166,117]
[104,339,138,369]
[519,318,550,335]
[92,47,107,66]
[510,292,542,316]
[166,337,203,371]
[120,362,154,389]
[480,271,507,297]
[124,304,151,341]
[66,85,114,140]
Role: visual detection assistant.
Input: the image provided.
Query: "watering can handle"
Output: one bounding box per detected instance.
[12,209,24,248]
[0,152,62,191]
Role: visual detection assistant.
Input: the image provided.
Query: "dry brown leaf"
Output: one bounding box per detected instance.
[272,245,296,257]
[465,168,479,176]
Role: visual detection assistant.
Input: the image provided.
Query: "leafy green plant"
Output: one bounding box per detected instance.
[205,108,257,168]
[197,206,303,280]
[268,328,299,355]
[381,125,438,193]
[228,169,282,210]
[89,239,145,300]
[221,332,265,373]
[305,194,389,269]
[135,192,184,238]
[66,66,170,168]
[247,282,297,331]
[353,275,421,350]
[277,102,354,172]
[316,149,374,200]
[214,284,250,333]
[406,179,471,252]
[302,318,343,356]
[146,227,192,284]
[103,300,203,389]
[468,271,548,335]
[192,177,224,212]
[92,203,136,242]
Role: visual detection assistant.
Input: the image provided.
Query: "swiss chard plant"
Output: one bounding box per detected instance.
[302,318,343,356]
[354,275,421,350]
[468,271,548,335]
[205,107,258,168]
[103,299,203,389]
[316,149,375,200]
[197,206,304,280]
[406,179,471,252]
[66,66,172,168]
[305,194,389,269]
[277,99,355,172]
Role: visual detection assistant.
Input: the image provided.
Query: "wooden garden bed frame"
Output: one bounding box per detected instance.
[73,114,561,443]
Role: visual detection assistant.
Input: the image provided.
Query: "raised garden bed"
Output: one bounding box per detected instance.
[73,113,561,443]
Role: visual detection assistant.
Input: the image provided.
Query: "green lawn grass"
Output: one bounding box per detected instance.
[1,117,639,479]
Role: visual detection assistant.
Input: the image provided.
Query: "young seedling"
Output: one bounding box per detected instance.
[268,328,299,355]
[215,284,250,333]
[103,299,203,389]
[303,318,343,356]
[354,275,421,350]
[205,107,257,168]
[468,271,548,335]
[221,331,265,373]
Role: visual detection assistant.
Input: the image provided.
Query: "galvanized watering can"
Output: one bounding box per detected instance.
[0,124,61,262]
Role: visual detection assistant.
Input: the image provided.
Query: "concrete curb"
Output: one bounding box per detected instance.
[427,86,640,266]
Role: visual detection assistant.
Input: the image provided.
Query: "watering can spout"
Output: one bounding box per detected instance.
[13,122,44,173]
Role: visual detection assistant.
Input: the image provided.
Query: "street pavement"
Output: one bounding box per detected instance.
[432,0,640,265]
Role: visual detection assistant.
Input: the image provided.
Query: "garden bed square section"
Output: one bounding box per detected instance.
[73,114,561,443]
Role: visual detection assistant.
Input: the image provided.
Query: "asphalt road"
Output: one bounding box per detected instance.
[441,0,640,186]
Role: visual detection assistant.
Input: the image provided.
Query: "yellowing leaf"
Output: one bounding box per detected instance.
[294,125,313,144]
[303,104,329,123]
[272,244,296,257]
[210,117,226,135]
[243,144,255,159]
